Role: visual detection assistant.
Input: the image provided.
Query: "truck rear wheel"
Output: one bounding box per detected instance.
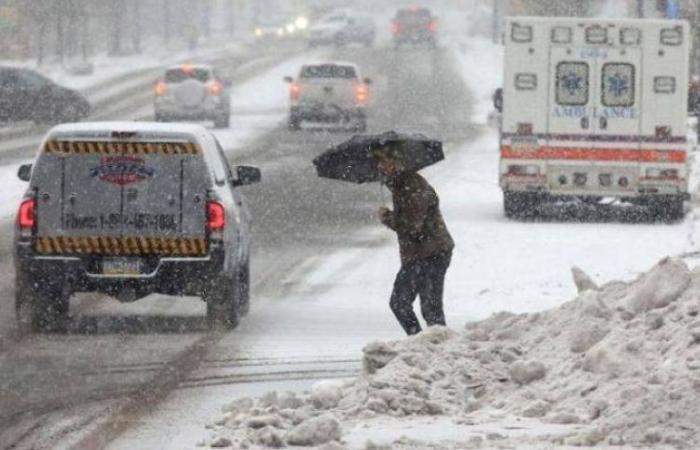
[239,261,250,316]
[205,275,240,330]
[16,279,69,334]
[354,116,367,132]
[214,113,230,129]
[288,114,301,131]
[504,192,539,219]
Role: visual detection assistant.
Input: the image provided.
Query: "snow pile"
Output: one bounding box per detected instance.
[205,257,700,449]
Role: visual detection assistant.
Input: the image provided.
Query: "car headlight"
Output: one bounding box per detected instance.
[254,27,263,37]
[295,16,309,30]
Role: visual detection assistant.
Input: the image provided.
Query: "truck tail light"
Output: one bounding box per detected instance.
[18,198,36,231]
[428,20,438,33]
[209,81,224,96]
[154,80,167,96]
[355,83,368,104]
[290,83,301,101]
[391,21,401,35]
[207,201,225,232]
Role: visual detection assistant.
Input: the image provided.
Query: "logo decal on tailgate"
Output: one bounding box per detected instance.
[90,156,155,185]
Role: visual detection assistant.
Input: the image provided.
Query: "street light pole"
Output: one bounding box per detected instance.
[492,0,500,44]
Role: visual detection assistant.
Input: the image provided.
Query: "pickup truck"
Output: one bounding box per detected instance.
[284,62,371,131]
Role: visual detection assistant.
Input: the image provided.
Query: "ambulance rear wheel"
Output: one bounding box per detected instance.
[650,196,685,223]
[504,192,539,219]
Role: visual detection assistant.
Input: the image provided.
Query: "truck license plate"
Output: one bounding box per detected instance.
[103,258,141,275]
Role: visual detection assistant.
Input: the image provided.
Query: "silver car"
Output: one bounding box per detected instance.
[154,64,231,129]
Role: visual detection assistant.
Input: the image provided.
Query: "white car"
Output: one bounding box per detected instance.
[154,64,231,129]
[284,62,371,131]
[308,10,375,47]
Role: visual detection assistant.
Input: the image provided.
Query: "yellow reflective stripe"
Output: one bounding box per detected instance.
[42,141,201,155]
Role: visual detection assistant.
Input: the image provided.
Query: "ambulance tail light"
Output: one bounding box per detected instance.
[154,80,167,97]
[391,21,401,35]
[517,123,533,135]
[207,200,226,236]
[18,198,36,236]
[507,165,540,177]
[290,82,302,101]
[646,168,679,180]
[656,126,672,138]
[428,20,439,33]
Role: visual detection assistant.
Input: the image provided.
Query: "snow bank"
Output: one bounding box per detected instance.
[203,257,700,449]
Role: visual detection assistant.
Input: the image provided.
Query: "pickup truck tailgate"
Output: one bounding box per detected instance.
[32,140,210,256]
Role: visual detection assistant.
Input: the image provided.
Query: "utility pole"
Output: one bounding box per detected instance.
[636,0,644,18]
[228,0,235,37]
[131,0,141,53]
[492,0,500,44]
[163,0,171,45]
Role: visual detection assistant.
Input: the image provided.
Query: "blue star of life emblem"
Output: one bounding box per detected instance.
[561,71,583,95]
[607,73,630,97]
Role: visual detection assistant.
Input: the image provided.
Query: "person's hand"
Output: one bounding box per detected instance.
[377,207,392,225]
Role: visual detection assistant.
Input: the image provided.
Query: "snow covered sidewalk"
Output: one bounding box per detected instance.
[204,256,700,450]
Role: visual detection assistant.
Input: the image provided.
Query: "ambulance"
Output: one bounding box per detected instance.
[497,17,689,220]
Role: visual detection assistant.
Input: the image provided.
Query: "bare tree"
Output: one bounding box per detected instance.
[108,0,126,55]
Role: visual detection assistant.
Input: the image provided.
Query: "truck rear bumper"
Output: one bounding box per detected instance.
[15,242,225,300]
[154,101,228,120]
[291,105,365,122]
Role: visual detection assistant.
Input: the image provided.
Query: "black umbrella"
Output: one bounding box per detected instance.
[312,131,444,184]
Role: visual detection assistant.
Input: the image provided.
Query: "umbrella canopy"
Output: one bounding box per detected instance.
[312,131,444,183]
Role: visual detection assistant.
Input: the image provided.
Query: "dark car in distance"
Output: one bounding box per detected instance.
[391,8,438,49]
[0,67,91,124]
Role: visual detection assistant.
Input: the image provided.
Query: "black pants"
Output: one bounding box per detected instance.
[389,252,452,335]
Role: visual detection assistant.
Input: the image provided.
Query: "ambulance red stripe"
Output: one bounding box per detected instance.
[501,146,687,163]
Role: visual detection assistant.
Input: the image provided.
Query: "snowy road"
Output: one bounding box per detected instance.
[0,34,476,448]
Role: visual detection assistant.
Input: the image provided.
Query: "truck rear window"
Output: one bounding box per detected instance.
[165,68,211,83]
[556,62,589,106]
[396,9,432,23]
[300,65,357,79]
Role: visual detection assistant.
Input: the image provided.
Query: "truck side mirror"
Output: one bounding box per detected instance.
[283,76,294,83]
[493,88,503,113]
[18,163,32,182]
[232,165,261,187]
[363,77,372,85]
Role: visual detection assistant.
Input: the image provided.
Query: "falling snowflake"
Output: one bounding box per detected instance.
[607,73,630,97]
[560,71,583,95]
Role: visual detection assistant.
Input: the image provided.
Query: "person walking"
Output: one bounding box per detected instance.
[373,145,454,336]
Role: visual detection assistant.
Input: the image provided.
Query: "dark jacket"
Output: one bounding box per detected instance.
[381,172,454,264]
